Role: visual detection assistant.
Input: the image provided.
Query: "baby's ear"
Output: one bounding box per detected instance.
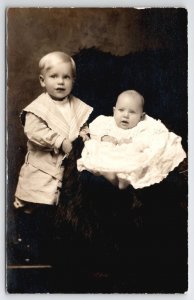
[141,112,146,120]
[113,107,115,114]
[39,75,45,87]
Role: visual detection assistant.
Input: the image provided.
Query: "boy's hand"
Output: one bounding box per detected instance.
[101,135,118,145]
[61,138,72,154]
[79,126,90,141]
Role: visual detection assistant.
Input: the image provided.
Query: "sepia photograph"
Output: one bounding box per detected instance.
[6,7,188,293]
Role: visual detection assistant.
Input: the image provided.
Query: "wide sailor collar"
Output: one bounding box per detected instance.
[21,93,93,141]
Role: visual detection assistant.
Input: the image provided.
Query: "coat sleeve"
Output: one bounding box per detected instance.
[24,112,65,153]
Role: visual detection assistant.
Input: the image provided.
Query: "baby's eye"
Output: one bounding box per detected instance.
[118,109,124,112]
[50,74,57,78]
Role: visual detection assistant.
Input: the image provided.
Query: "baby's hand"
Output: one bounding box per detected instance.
[101,135,118,145]
[117,138,132,145]
[61,138,72,154]
[79,126,90,141]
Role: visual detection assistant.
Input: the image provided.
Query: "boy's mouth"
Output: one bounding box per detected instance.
[56,88,65,91]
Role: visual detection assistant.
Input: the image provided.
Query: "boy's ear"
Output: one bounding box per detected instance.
[39,75,45,87]
[113,107,115,114]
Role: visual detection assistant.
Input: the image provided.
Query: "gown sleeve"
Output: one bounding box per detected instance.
[89,115,111,140]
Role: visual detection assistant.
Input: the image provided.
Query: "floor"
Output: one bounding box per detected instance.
[6,232,188,294]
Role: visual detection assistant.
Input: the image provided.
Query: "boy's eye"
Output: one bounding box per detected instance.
[64,75,70,79]
[118,109,124,112]
[50,74,57,78]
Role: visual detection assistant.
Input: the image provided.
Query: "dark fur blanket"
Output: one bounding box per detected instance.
[53,137,187,277]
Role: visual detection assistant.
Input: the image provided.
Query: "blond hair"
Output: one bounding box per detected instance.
[39,51,76,78]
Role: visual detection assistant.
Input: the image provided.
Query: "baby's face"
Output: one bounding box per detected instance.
[113,94,143,129]
[40,61,74,100]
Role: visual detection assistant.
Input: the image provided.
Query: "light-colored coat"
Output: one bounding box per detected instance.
[15,93,93,205]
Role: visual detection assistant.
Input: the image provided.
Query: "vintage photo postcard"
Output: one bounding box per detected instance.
[6,7,188,293]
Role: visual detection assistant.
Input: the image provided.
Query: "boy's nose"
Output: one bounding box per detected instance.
[58,78,64,85]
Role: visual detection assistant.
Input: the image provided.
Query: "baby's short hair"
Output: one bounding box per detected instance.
[118,90,144,108]
[39,51,76,78]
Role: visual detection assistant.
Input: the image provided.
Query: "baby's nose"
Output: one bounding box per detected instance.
[123,111,129,117]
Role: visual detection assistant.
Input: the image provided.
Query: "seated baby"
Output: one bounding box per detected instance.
[77,90,186,189]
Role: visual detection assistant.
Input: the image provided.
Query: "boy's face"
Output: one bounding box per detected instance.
[39,62,74,100]
[113,94,144,129]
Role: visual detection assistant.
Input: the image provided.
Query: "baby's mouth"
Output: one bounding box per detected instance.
[121,120,129,125]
